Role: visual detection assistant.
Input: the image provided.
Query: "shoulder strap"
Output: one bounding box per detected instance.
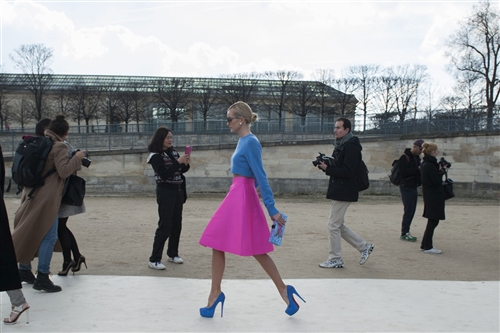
[26,167,57,199]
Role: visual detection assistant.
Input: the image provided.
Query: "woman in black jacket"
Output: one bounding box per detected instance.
[146,127,190,269]
[420,142,446,254]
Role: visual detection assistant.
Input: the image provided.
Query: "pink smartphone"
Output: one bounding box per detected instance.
[185,146,192,155]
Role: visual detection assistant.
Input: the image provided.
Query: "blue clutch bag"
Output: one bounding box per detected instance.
[269,213,288,246]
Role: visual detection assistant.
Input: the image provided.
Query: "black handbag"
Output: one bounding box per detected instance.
[61,174,86,206]
[442,171,455,200]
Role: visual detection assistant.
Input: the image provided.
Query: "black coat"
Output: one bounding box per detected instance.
[399,148,421,188]
[0,145,22,291]
[325,136,362,202]
[421,155,446,220]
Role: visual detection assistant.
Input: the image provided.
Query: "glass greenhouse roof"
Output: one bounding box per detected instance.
[0,73,349,98]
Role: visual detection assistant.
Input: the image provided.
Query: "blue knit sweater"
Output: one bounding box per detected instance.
[230,134,278,216]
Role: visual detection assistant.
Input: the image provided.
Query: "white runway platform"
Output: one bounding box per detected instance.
[1,276,498,332]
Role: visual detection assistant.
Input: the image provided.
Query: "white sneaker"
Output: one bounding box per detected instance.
[167,256,184,264]
[148,261,166,270]
[360,243,375,265]
[423,248,442,254]
[319,258,344,268]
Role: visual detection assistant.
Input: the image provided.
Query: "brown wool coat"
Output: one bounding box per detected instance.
[12,130,82,265]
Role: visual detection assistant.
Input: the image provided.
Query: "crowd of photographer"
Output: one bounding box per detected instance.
[311,123,450,259]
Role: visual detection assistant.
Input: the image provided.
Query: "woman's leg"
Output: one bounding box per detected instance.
[149,188,176,263]
[421,219,440,250]
[37,217,58,274]
[207,249,225,306]
[57,217,72,263]
[166,190,184,259]
[6,289,26,307]
[4,289,28,323]
[66,225,82,261]
[253,254,288,304]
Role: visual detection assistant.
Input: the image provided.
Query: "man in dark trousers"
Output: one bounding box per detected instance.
[316,117,374,268]
[398,139,424,241]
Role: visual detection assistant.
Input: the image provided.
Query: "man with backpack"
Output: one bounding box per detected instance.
[398,139,424,242]
[316,118,374,268]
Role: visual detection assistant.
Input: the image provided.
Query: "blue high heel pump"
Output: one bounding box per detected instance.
[285,285,305,316]
[200,292,225,318]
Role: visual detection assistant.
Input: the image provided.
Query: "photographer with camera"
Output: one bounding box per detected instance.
[420,142,449,254]
[316,118,374,268]
[398,139,424,242]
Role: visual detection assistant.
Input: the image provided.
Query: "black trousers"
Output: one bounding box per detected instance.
[399,185,418,235]
[149,186,184,263]
[421,219,440,250]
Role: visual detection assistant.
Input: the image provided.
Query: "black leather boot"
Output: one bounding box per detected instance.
[19,269,35,284]
[33,272,62,292]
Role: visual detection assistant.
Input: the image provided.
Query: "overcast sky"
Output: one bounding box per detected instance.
[0,0,479,90]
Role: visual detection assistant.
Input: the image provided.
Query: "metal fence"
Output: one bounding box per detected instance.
[1,115,499,156]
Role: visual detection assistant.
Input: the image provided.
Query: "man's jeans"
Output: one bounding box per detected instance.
[399,185,418,235]
[19,217,58,274]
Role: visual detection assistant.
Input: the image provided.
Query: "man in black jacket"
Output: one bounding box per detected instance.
[398,139,424,242]
[316,118,374,268]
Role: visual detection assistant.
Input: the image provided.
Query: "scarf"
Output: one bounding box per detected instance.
[333,131,354,150]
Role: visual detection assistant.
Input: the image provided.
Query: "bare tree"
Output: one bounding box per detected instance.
[454,70,484,110]
[349,65,381,133]
[330,77,359,118]
[440,95,462,113]
[446,0,499,129]
[312,69,337,128]
[290,81,318,130]
[263,70,303,126]
[392,64,428,122]
[219,72,262,106]
[9,44,54,121]
[374,68,398,120]
[153,78,192,130]
[67,85,102,133]
[116,84,146,132]
[53,88,72,116]
[100,85,121,132]
[195,80,219,129]
[0,72,13,130]
[421,82,442,121]
[10,99,33,130]
[134,93,150,132]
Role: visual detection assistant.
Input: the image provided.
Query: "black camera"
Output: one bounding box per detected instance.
[439,157,451,169]
[72,149,91,168]
[312,152,334,167]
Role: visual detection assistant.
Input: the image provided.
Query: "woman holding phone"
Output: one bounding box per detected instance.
[146,127,190,270]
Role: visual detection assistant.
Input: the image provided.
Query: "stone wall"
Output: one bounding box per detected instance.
[3,132,499,198]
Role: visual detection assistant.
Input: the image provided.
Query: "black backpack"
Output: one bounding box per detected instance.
[11,136,56,198]
[389,154,409,186]
[356,158,370,191]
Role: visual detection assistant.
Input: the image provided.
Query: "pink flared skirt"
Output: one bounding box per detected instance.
[199,176,274,256]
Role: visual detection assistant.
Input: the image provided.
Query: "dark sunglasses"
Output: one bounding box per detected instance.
[226,116,239,123]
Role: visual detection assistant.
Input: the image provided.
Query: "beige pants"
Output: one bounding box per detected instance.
[327,200,367,261]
